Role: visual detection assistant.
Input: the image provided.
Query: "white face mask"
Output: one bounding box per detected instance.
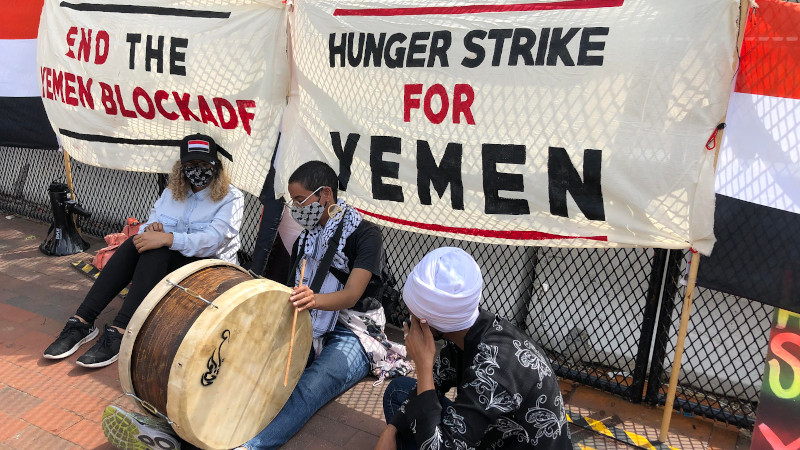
[289,186,324,230]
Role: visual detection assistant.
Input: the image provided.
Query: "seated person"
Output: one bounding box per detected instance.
[101,160,404,450]
[377,247,573,450]
[43,134,243,368]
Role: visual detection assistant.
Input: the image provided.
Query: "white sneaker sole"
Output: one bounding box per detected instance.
[102,405,181,450]
[42,327,99,360]
[76,352,119,368]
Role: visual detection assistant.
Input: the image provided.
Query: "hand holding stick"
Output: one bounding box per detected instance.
[284,259,306,387]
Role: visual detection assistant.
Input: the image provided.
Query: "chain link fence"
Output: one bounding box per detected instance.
[0,142,773,430]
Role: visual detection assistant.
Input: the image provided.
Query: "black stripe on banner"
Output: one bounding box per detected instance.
[698,194,800,313]
[0,97,59,150]
[59,2,231,18]
[59,129,180,146]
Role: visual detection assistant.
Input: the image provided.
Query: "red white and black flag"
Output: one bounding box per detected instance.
[698,0,800,313]
[0,0,58,149]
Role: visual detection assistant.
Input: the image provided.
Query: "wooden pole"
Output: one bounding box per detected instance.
[658,250,700,441]
[658,0,751,442]
[284,259,306,387]
[62,149,76,200]
[61,149,82,232]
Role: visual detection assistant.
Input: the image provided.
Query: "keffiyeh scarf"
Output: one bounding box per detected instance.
[296,198,361,344]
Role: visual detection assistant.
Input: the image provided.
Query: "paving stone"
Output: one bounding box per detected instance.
[343,430,380,449]
[0,360,49,392]
[319,399,385,436]
[58,419,108,449]
[0,302,39,324]
[26,378,107,421]
[66,371,122,402]
[2,424,79,449]
[20,402,82,434]
[283,431,343,450]
[300,413,359,446]
[0,411,28,441]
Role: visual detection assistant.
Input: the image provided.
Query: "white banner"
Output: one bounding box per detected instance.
[276,0,740,253]
[38,0,289,196]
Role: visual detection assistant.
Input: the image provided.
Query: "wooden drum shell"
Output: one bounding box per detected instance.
[119,259,312,450]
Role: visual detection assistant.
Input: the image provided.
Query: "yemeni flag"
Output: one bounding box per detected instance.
[0,0,58,149]
[697,0,800,313]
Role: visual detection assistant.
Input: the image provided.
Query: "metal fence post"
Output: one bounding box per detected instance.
[644,249,684,404]
[628,248,668,403]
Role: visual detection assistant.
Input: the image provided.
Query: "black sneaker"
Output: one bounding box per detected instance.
[76,324,123,368]
[43,317,99,360]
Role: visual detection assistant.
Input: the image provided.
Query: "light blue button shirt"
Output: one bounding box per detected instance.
[139,186,244,264]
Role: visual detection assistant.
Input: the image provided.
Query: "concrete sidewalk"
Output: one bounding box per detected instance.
[0,213,750,449]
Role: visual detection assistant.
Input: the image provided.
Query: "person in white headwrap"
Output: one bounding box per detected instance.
[377,247,572,450]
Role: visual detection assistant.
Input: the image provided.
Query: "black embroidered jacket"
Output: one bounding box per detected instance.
[391,309,572,449]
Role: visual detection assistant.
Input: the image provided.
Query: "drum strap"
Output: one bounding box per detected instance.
[287,218,346,293]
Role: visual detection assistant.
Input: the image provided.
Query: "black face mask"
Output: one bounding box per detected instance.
[183,165,215,188]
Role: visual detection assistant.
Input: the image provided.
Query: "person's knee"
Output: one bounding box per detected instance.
[139,246,171,260]
[384,377,415,405]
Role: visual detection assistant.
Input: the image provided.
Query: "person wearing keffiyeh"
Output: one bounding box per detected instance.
[239,160,407,449]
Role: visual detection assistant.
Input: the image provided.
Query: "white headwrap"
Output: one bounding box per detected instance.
[402,247,482,333]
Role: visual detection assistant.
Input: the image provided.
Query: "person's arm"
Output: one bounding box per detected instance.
[374,424,398,450]
[290,220,383,311]
[137,189,169,234]
[290,267,372,311]
[386,326,461,437]
[132,190,172,252]
[403,323,514,448]
[170,188,244,258]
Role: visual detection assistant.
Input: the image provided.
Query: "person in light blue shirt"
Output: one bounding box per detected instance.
[43,133,244,369]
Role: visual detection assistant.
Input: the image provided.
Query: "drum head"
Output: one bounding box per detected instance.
[167,277,311,450]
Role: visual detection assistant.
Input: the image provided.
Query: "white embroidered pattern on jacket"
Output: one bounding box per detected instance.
[420,427,444,450]
[492,315,503,331]
[433,353,457,387]
[524,394,566,444]
[443,406,467,434]
[488,416,530,443]
[466,343,523,412]
[513,339,552,388]
[452,438,472,450]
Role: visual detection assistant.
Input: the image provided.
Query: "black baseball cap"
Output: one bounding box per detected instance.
[179,134,233,164]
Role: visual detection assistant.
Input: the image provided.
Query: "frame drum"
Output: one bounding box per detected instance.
[119,259,311,450]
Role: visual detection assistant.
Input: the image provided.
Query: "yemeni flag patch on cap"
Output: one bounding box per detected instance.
[187,140,210,153]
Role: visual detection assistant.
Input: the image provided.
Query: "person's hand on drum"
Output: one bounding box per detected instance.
[290,285,317,311]
[132,230,173,253]
[144,222,164,232]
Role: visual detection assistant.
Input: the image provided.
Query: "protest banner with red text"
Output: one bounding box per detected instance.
[275,0,740,252]
[37,0,289,196]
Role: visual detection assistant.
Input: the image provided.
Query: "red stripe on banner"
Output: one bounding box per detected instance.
[333,0,624,17]
[0,0,45,39]
[356,208,608,241]
[735,0,800,100]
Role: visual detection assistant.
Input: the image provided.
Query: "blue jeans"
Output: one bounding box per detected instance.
[383,376,453,450]
[244,323,369,449]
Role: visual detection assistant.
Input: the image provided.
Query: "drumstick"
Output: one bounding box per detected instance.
[284,258,306,387]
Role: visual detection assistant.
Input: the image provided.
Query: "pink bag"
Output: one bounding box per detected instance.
[93,218,141,270]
